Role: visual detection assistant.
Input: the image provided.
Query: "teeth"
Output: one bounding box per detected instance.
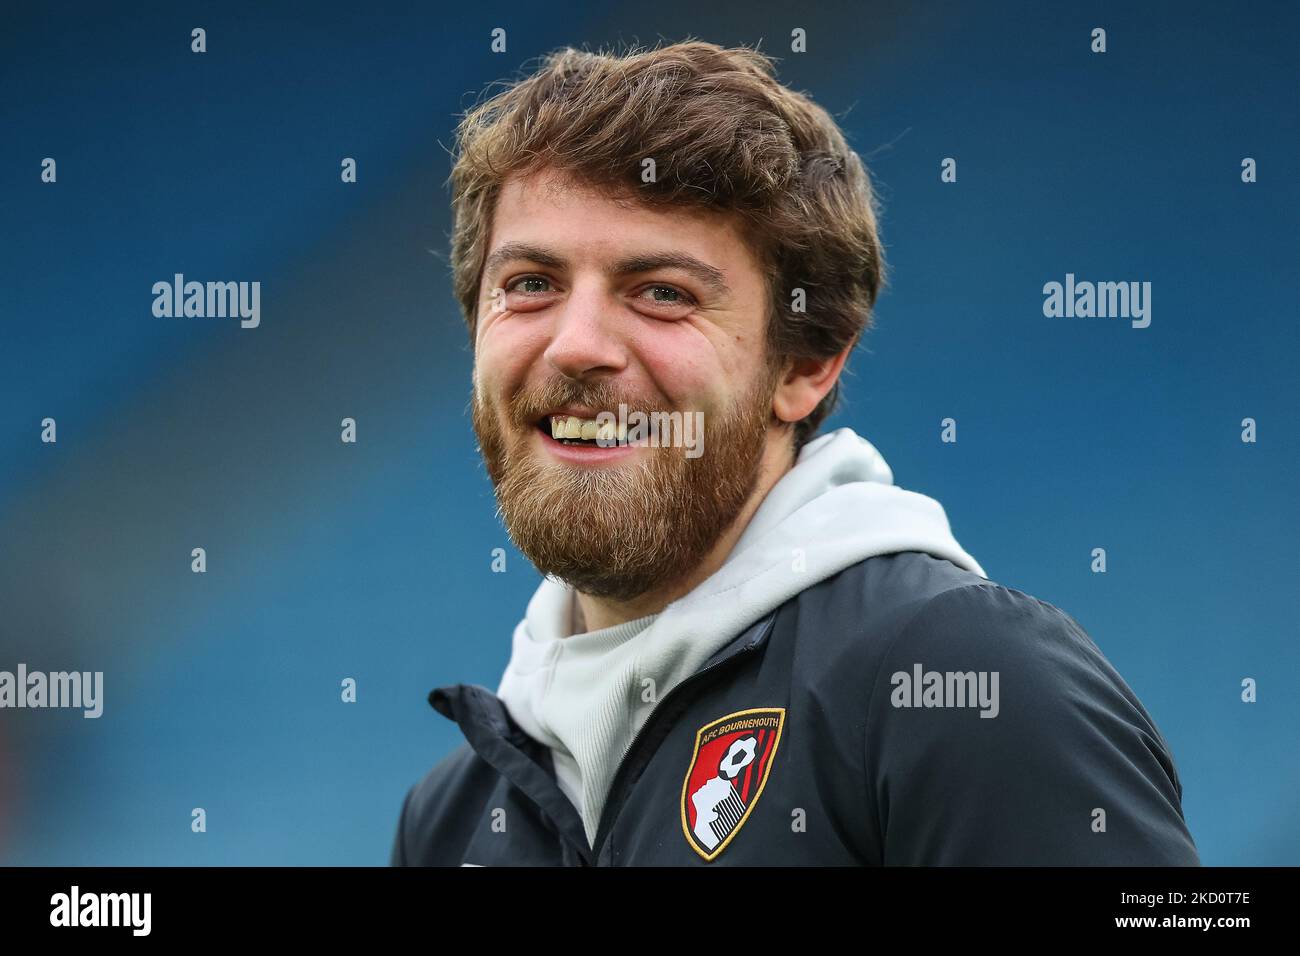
[545,413,627,444]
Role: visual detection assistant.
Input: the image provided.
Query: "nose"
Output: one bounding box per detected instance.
[542,281,628,380]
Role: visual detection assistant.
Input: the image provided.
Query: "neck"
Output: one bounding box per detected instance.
[572,431,795,633]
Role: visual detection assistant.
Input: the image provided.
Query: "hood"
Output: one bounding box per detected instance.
[495,426,985,846]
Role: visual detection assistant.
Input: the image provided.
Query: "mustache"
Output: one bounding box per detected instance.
[507,383,666,424]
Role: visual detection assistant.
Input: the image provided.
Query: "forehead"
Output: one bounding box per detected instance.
[487,170,761,276]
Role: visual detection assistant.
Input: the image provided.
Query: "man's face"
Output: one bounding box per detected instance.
[470,169,784,601]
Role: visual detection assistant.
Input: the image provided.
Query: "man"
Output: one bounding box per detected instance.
[390,42,1200,866]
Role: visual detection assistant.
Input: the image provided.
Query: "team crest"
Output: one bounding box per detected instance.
[680,707,785,861]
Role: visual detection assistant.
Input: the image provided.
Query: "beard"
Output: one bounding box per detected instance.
[471,365,780,602]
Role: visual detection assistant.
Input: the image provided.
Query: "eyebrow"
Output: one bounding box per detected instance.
[483,242,731,296]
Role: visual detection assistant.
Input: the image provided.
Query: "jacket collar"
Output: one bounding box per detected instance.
[429,682,593,861]
[426,609,778,861]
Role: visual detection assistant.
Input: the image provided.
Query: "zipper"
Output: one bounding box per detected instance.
[432,685,595,864]
[586,613,776,864]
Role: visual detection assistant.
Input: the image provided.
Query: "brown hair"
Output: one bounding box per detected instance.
[449,41,886,451]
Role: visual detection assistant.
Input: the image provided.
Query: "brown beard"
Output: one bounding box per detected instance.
[471,365,780,602]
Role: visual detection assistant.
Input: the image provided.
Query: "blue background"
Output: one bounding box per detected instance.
[1,0,1295,864]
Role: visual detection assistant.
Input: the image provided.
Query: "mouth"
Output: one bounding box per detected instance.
[529,412,639,466]
[534,412,626,447]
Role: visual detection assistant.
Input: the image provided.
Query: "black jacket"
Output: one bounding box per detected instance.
[390,552,1200,866]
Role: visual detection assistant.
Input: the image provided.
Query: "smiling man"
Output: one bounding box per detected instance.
[391,42,1200,866]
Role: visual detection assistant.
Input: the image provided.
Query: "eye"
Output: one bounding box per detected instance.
[506,275,554,295]
[634,284,695,310]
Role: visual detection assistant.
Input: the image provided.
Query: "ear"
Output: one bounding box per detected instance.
[771,347,852,425]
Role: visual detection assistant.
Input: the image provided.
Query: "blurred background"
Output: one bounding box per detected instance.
[1,0,1295,865]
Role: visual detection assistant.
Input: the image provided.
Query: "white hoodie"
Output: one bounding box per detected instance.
[495,426,986,847]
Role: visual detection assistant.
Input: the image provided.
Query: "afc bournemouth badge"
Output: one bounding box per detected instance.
[680,707,785,861]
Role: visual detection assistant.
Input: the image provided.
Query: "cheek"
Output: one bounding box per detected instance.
[477,317,548,394]
[632,325,722,410]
